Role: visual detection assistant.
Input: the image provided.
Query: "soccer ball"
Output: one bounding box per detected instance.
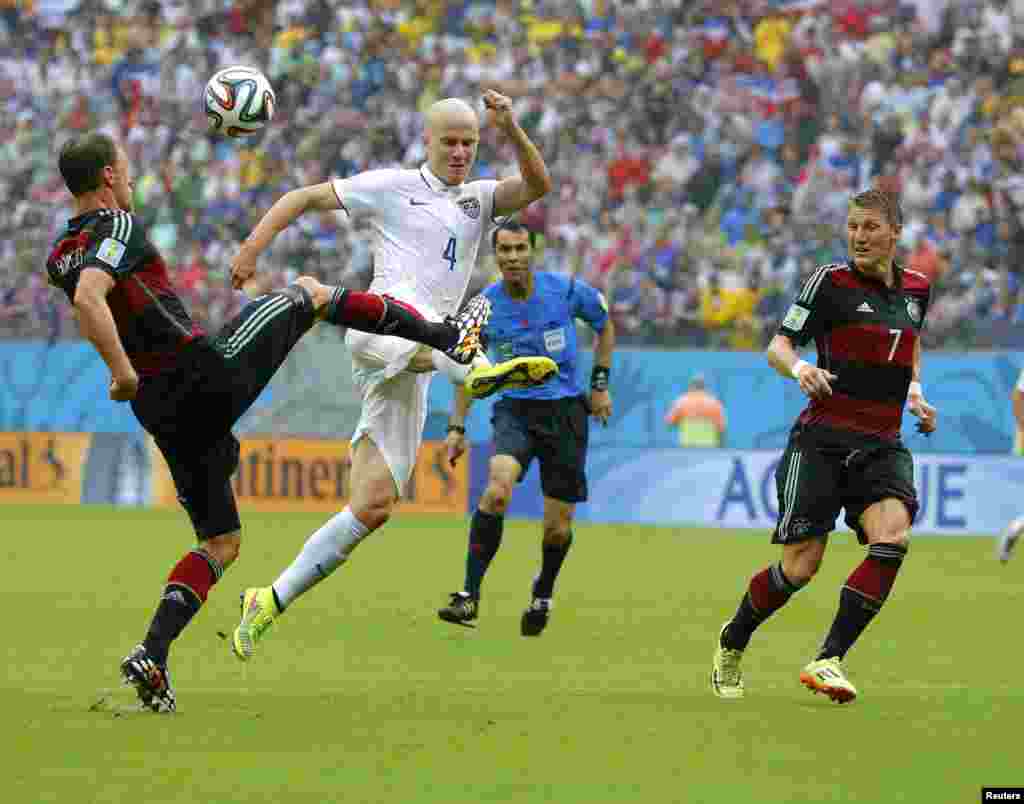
[204,66,275,137]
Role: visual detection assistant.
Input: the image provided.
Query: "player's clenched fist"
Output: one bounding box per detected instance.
[483,89,516,133]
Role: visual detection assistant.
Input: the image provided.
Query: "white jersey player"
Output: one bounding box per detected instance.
[227,91,556,658]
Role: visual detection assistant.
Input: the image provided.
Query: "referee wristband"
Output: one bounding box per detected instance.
[591,365,610,392]
[908,381,922,396]
[791,359,809,380]
[446,424,466,435]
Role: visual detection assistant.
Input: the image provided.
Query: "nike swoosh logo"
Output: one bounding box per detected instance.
[410,199,431,206]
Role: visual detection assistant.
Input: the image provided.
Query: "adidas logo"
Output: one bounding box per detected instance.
[857,302,874,313]
[162,590,187,605]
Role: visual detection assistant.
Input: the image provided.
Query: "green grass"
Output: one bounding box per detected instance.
[4,505,1021,803]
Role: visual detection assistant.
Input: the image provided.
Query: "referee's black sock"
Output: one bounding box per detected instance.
[722,562,805,652]
[534,533,573,599]
[464,509,504,599]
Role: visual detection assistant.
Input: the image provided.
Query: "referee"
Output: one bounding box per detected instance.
[438,222,616,636]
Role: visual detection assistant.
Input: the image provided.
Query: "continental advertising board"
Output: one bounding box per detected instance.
[149,438,467,514]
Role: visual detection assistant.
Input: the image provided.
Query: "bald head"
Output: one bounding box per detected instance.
[425,98,478,133]
[424,98,480,186]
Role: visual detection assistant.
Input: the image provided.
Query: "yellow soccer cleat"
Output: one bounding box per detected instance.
[711,622,745,699]
[799,657,858,704]
[232,587,280,662]
[465,356,558,400]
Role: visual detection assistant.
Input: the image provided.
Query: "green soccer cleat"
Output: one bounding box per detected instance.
[465,356,558,400]
[800,657,858,704]
[711,622,745,699]
[232,587,280,662]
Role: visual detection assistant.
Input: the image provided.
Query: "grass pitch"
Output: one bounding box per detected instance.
[4,505,1021,803]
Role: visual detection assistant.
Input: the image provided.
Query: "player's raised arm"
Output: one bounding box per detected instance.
[231,181,341,289]
[74,267,138,401]
[485,90,553,217]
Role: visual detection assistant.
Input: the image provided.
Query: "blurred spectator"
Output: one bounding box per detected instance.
[0,0,1021,350]
[664,373,727,448]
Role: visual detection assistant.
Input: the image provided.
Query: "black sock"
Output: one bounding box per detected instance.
[325,288,456,351]
[535,534,573,599]
[143,589,202,666]
[723,563,805,651]
[143,550,221,665]
[464,509,504,599]
[816,588,881,661]
[816,543,906,660]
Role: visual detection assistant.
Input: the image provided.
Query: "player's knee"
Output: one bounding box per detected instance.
[351,495,393,532]
[542,521,571,546]
[203,530,241,568]
[482,479,513,512]
[782,546,823,585]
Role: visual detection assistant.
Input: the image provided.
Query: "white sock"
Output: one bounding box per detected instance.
[431,349,491,384]
[272,507,371,609]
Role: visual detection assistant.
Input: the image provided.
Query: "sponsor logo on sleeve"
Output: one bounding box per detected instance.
[95,238,126,269]
[782,303,810,331]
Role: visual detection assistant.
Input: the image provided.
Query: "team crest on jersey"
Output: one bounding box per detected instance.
[457,197,480,220]
[906,297,922,324]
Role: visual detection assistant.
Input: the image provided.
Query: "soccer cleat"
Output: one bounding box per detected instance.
[438,591,478,626]
[520,596,551,637]
[997,518,1024,563]
[800,657,858,704]
[120,644,176,713]
[711,622,745,699]
[444,294,491,365]
[231,587,280,661]
[465,356,558,400]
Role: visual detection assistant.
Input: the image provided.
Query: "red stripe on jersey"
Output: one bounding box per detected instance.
[799,392,903,440]
[827,323,915,368]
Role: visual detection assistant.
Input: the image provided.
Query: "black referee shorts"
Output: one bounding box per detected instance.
[132,285,316,538]
[772,425,919,545]
[491,395,590,504]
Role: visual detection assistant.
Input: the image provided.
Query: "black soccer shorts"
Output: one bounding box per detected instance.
[132,285,316,538]
[772,425,919,545]
[491,395,590,504]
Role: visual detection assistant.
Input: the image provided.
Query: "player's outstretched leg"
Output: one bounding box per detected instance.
[465,355,558,400]
[997,517,1024,563]
[322,286,490,365]
[799,657,858,703]
[121,644,176,712]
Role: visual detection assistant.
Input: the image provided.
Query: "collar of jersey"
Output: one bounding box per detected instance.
[847,258,904,292]
[419,164,462,196]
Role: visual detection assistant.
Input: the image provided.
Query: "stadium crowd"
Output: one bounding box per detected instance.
[5,0,1024,349]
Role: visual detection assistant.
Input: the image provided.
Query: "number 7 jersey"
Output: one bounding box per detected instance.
[331,164,500,319]
[777,261,932,440]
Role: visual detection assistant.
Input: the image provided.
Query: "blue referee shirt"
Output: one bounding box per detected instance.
[482,271,609,400]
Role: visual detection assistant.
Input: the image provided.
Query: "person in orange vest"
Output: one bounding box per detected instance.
[664,374,726,447]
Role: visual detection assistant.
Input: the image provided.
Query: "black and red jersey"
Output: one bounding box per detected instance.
[777,260,931,441]
[45,208,205,377]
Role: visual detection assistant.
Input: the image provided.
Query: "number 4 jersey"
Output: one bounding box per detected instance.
[330,164,500,320]
[778,261,931,440]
